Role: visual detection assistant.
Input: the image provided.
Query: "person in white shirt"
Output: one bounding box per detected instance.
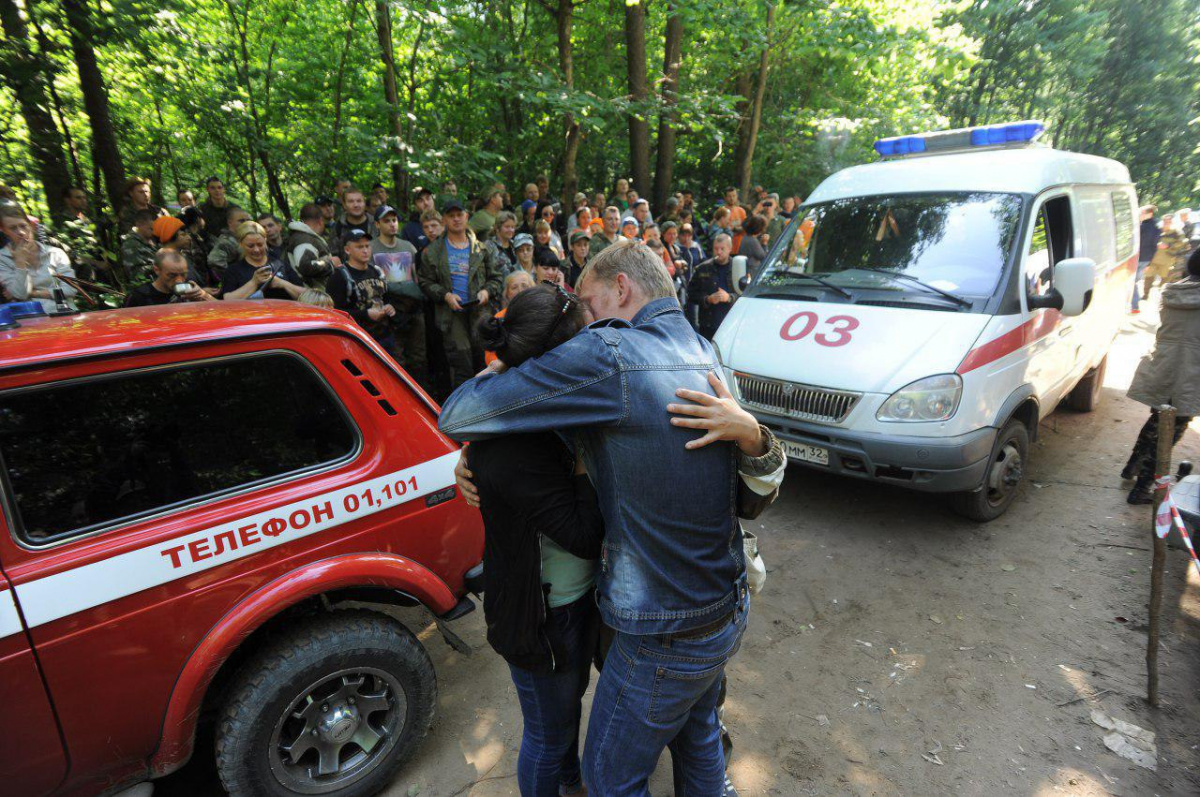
[0,204,77,312]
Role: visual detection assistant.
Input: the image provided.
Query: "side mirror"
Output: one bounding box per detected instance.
[1053,257,1096,316]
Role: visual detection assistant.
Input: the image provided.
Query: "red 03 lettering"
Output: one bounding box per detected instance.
[780,312,860,347]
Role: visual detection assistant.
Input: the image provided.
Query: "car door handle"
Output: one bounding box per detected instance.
[1058,326,1073,337]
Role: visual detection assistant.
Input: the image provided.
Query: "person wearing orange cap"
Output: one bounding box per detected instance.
[154,214,220,295]
[152,215,186,248]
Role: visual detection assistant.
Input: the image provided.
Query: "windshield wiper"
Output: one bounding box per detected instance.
[844,268,971,308]
[779,273,854,299]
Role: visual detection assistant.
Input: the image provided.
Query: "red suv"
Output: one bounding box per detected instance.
[0,301,484,796]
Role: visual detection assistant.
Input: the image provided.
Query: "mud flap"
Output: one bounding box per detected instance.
[434,617,472,655]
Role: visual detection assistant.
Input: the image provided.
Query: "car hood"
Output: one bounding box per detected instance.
[714,297,990,395]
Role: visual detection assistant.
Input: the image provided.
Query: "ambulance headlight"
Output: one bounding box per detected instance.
[877,374,962,422]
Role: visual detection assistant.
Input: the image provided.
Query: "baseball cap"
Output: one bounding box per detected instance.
[620,216,638,228]
[513,233,533,249]
[569,229,589,246]
[633,198,649,208]
[374,204,399,221]
[520,199,537,213]
[342,228,372,245]
[152,215,185,244]
[441,199,465,214]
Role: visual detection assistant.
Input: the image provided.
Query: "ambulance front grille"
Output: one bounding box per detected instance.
[734,372,860,424]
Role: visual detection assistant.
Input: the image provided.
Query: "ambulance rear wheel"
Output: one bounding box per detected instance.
[1066,355,1106,412]
[952,419,1029,522]
[215,609,436,797]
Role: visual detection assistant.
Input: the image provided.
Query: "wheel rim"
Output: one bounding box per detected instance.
[268,666,407,794]
[985,441,1023,508]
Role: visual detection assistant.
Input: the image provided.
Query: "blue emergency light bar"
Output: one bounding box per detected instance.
[874,120,1045,158]
[0,301,45,330]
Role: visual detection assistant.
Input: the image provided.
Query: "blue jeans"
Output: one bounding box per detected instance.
[583,589,748,795]
[1132,260,1150,310]
[507,596,595,796]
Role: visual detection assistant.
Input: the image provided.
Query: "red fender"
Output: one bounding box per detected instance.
[149,553,456,776]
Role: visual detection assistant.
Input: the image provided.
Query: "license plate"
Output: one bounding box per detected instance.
[783,440,829,466]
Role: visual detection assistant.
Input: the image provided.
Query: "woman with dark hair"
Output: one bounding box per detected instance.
[1123,248,1200,503]
[467,284,601,797]
[519,199,538,235]
[737,213,769,276]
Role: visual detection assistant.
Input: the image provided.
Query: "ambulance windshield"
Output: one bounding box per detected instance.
[750,191,1024,301]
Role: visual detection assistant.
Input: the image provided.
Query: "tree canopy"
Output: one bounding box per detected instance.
[1,0,1197,220]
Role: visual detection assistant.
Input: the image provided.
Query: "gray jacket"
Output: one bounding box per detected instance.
[0,243,77,312]
[1128,278,1200,415]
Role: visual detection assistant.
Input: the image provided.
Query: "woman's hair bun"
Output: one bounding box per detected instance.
[477,314,510,352]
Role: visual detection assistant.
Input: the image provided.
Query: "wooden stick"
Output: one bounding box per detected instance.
[1147,404,1175,706]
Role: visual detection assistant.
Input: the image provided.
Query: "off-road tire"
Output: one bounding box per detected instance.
[952,419,1030,522]
[1066,355,1106,412]
[215,609,436,797]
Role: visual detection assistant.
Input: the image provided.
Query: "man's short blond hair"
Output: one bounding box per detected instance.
[578,239,674,300]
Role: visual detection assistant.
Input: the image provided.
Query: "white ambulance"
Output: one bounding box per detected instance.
[716,121,1137,520]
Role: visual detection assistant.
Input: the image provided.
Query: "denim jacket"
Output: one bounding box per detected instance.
[439,297,745,634]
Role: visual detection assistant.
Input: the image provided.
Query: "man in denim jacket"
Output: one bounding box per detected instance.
[440,240,777,794]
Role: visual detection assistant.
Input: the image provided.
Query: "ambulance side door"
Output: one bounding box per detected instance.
[0,558,68,795]
[1022,191,1075,407]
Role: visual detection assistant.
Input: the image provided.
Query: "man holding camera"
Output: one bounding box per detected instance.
[124,249,216,307]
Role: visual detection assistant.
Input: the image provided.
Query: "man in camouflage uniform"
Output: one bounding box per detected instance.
[120,208,159,278]
[206,206,251,277]
[54,186,107,282]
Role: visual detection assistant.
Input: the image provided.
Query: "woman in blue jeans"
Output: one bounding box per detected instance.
[466,284,603,796]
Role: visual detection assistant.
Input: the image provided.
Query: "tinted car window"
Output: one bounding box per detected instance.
[0,353,357,544]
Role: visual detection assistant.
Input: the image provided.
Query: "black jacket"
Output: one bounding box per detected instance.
[468,433,604,672]
[687,257,736,338]
[1139,218,1161,261]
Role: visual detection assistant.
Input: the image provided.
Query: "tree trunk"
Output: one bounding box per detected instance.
[624,0,651,196]
[400,21,426,211]
[0,0,72,215]
[330,0,360,189]
[224,0,290,218]
[551,0,581,202]
[61,0,126,214]
[734,1,775,199]
[375,0,406,204]
[652,1,683,214]
[25,2,85,188]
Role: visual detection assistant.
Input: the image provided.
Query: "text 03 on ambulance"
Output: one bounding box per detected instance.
[715,120,1136,521]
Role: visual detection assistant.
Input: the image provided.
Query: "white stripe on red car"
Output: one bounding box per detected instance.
[7,451,460,635]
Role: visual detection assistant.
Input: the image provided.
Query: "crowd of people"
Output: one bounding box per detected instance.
[0,175,798,403]
[1132,204,1200,314]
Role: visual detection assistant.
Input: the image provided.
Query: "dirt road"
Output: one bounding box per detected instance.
[163,305,1200,796]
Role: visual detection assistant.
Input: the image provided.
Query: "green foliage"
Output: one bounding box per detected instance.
[1,0,1197,221]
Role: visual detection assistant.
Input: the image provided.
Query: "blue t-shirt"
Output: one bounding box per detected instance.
[448,240,471,305]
